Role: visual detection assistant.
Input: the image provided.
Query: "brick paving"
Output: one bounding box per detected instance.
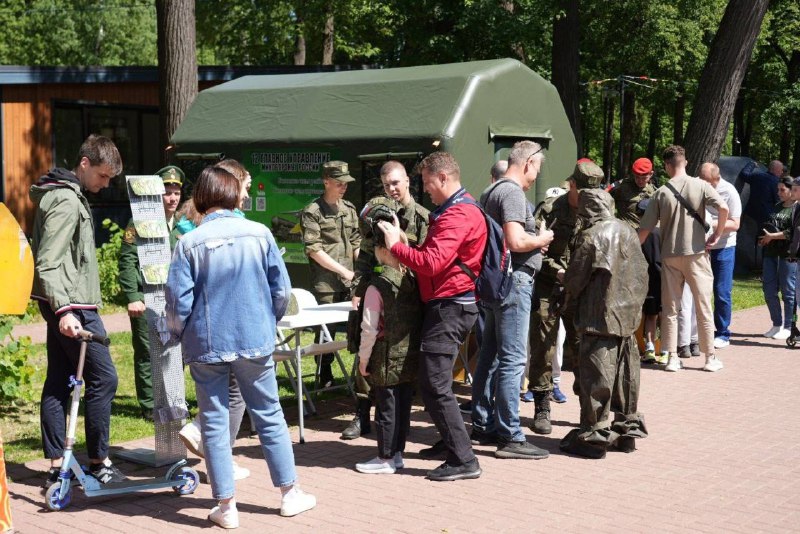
[6,305,800,533]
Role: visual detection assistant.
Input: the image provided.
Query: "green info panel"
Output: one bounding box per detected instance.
[242,148,341,264]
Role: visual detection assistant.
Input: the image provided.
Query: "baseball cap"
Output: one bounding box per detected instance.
[632,158,653,175]
[322,161,355,183]
[156,165,184,186]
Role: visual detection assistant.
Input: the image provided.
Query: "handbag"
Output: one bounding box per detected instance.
[665,182,710,232]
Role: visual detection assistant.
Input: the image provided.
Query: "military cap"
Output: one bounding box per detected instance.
[793,176,800,187]
[322,160,355,183]
[569,160,605,189]
[156,165,184,186]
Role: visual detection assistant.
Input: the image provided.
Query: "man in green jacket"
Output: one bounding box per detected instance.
[118,166,183,420]
[30,134,127,486]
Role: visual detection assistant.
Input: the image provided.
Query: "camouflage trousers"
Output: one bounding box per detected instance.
[576,332,647,446]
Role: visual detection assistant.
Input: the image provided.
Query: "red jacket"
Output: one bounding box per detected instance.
[391,193,486,303]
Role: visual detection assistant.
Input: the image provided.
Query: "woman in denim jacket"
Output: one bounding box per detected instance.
[166,166,315,529]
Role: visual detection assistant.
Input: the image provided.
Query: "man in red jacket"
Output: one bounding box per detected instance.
[379,152,487,481]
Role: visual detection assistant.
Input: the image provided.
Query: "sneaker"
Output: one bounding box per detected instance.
[43,467,77,488]
[426,458,481,481]
[677,345,691,359]
[703,355,724,372]
[340,415,363,440]
[280,487,316,517]
[520,390,535,403]
[470,428,499,446]
[179,420,204,458]
[355,457,396,474]
[232,461,250,481]
[689,342,701,357]
[208,500,239,529]
[713,337,730,349]
[88,461,128,485]
[644,341,655,353]
[640,350,657,364]
[774,328,791,340]
[419,440,448,460]
[654,352,670,365]
[551,385,567,403]
[458,400,472,415]
[764,326,782,338]
[393,452,404,469]
[665,354,682,372]
[495,440,549,460]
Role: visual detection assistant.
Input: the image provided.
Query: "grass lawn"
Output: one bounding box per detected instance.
[1,276,767,466]
[1,330,354,465]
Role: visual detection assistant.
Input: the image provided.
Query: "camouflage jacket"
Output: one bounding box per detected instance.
[611,179,655,230]
[535,193,579,293]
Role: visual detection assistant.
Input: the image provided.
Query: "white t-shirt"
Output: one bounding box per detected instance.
[706,178,742,250]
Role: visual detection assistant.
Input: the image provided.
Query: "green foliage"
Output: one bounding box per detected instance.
[97,219,125,306]
[0,316,35,405]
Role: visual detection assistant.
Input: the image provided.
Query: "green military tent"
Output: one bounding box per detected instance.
[171,58,576,271]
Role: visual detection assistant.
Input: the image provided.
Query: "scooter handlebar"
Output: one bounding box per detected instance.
[76,329,111,346]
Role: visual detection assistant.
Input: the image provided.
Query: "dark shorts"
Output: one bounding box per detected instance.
[642,295,660,316]
[420,299,479,355]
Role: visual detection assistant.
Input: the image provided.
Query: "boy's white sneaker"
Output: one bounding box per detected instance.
[209,500,239,529]
[355,457,396,474]
[280,487,316,517]
[179,420,204,458]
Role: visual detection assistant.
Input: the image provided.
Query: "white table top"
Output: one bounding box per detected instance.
[277,302,353,330]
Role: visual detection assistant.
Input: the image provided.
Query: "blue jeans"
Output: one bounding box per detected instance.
[471,270,534,442]
[762,255,797,328]
[190,356,296,500]
[710,247,735,341]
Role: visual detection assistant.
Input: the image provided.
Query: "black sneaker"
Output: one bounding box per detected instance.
[426,458,481,481]
[43,467,76,488]
[469,428,498,446]
[495,440,549,460]
[458,400,472,416]
[419,440,448,459]
[689,342,701,357]
[89,462,128,484]
[677,345,692,359]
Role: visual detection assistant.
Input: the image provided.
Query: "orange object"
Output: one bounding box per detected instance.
[0,203,34,315]
[0,430,12,533]
[635,317,661,354]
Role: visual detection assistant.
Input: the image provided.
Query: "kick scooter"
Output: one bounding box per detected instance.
[45,329,199,511]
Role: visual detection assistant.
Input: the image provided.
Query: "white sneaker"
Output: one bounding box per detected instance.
[232,461,250,481]
[665,354,682,372]
[208,500,239,529]
[280,486,316,517]
[393,452,404,469]
[179,420,204,458]
[764,326,782,338]
[713,337,730,349]
[355,457,396,474]
[773,328,791,340]
[703,355,724,372]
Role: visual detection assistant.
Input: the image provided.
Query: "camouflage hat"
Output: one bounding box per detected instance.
[569,160,605,189]
[322,160,355,183]
[156,165,184,186]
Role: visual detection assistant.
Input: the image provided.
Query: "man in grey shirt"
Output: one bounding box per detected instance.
[470,140,554,459]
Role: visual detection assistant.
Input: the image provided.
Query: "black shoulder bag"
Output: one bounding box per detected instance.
[665,182,710,232]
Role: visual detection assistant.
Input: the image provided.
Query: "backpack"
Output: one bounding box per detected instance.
[452,186,513,305]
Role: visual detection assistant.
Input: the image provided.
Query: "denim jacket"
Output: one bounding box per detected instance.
[166,210,291,364]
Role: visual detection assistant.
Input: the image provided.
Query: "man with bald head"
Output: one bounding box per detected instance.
[699,162,741,349]
[740,159,781,231]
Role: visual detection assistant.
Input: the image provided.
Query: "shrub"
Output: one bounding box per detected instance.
[0,316,35,405]
[97,219,126,306]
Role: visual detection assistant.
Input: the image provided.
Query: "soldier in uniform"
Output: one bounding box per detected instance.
[611,157,662,363]
[341,161,429,440]
[118,165,183,421]
[560,188,648,459]
[525,159,605,435]
[300,161,362,387]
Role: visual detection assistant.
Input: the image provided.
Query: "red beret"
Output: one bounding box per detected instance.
[632,157,653,175]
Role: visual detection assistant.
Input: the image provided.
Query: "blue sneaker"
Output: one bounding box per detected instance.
[551,386,567,404]
[521,390,535,403]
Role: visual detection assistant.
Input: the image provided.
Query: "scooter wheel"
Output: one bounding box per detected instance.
[787,337,796,347]
[172,466,200,495]
[45,482,72,511]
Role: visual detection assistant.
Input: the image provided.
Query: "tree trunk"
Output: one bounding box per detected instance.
[602,95,615,178]
[501,1,525,60]
[551,0,582,156]
[322,3,334,65]
[647,106,660,161]
[673,94,685,146]
[683,0,769,175]
[619,89,635,180]
[780,119,792,164]
[156,0,197,166]
[293,2,306,65]
[792,119,800,176]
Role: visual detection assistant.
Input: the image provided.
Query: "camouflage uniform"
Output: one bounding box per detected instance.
[611,178,655,230]
[117,166,183,416]
[560,189,648,458]
[527,160,605,435]
[300,161,361,385]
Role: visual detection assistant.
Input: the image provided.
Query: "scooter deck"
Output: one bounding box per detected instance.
[83,476,187,497]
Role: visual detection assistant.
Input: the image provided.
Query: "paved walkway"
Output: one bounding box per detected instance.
[6,305,800,533]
